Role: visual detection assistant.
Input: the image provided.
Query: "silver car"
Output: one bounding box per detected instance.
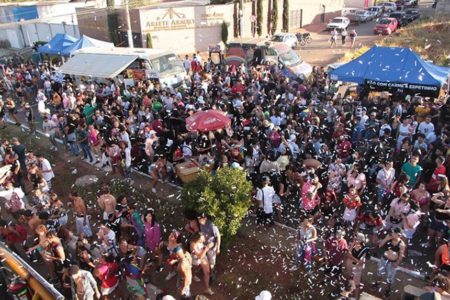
[271,33,298,49]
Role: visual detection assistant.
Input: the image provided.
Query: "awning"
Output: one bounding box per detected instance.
[58,53,139,78]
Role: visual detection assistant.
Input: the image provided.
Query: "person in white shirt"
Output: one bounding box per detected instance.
[119,141,132,179]
[255,176,275,225]
[42,115,58,151]
[37,153,54,189]
[0,181,25,213]
[376,159,396,202]
[417,115,435,136]
[183,55,191,73]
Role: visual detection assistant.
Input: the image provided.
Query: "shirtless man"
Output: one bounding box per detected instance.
[23,210,42,235]
[69,191,93,238]
[97,186,116,221]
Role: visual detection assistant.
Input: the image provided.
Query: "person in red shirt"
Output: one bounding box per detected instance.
[337,135,352,162]
[428,156,447,192]
[324,230,348,285]
[94,253,120,300]
[190,55,202,73]
[342,187,362,227]
[0,219,27,254]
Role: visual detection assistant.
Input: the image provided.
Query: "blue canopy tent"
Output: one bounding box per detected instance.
[38,33,77,56]
[328,46,450,97]
[60,35,114,57]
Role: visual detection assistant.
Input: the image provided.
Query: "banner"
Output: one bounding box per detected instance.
[365,79,440,96]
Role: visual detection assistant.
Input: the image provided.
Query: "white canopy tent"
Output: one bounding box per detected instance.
[58,53,139,78]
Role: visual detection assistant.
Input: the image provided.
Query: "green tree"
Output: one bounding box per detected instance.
[221,21,229,45]
[256,0,263,36]
[181,167,252,247]
[272,0,278,35]
[267,0,272,36]
[282,0,289,32]
[146,33,153,48]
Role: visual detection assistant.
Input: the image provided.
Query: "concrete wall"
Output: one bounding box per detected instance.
[0,22,79,49]
[139,4,233,53]
[343,0,375,8]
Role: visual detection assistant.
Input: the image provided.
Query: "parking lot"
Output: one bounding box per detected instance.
[295,0,437,66]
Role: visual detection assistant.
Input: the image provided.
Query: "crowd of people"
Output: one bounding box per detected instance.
[0,48,449,300]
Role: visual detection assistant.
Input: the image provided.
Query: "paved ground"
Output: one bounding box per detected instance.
[295,0,439,66]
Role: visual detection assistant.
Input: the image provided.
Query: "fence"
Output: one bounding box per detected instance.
[0,21,79,49]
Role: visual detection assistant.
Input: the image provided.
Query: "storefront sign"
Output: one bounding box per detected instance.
[365,79,439,95]
[143,7,224,31]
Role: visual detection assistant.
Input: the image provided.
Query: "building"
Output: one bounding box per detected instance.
[78,0,344,53]
[0,1,94,48]
[343,0,375,9]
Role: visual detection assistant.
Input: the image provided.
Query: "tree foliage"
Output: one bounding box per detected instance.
[221,21,229,45]
[282,0,289,32]
[272,0,278,35]
[181,167,252,247]
[267,0,272,36]
[146,33,153,48]
[256,0,263,36]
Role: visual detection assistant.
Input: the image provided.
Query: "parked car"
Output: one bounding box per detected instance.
[327,17,350,31]
[348,10,371,23]
[367,6,383,18]
[389,11,409,26]
[342,8,359,17]
[403,0,418,7]
[373,17,398,34]
[270,33,299,49]
[379,2,397,12]
[404,8,420,21]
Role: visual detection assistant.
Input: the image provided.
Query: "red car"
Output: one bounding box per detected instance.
[373,18,398,35]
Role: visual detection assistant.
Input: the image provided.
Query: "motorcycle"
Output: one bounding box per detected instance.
[296,33,312,46]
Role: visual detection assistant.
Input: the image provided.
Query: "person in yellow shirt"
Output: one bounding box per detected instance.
[415,100,432,123]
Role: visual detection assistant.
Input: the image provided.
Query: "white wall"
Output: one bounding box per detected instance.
[0,22,79,48]
[343,0,375,8]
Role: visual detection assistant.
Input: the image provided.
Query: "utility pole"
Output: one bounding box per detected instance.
[125,0,133,48]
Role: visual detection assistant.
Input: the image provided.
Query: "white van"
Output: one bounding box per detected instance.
[58,47,186,87]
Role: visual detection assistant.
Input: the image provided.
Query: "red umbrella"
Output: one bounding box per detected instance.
[186,110,231,132]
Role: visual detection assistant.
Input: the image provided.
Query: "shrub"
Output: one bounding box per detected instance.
[282,0,289,32]
[146,33,153,48]
[271,0,278,35]
[256,0,263,36]
[181,167,252,247]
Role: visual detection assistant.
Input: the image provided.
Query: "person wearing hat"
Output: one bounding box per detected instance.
[255,176,276,226]
[324,229,348,284]
[373,227,406,297]
[345,232,370,299]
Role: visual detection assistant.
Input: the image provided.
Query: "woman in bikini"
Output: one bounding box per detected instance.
[165,230,192,297]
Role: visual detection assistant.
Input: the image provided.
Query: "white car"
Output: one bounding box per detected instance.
[327,17,350,31]
[367,6,383,18]
[379,2,397,12]
[271,33,298,49]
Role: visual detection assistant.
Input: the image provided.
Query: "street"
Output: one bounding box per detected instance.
[296,0,438,66]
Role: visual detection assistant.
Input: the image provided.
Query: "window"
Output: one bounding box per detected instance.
[267,48,278,56]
